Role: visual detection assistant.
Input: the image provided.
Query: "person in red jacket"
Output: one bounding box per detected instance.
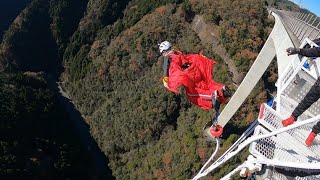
[158,41,231,113]
[282,38,320,147]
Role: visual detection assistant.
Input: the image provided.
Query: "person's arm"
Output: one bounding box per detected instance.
[163,56,170,77]
[299,47,320,57]
[286,47,320,57]
[181,51,192,54]
[162,56,171,88]
[312,38,320,45]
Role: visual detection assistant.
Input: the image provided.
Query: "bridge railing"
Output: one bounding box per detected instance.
[275,10,320,42]
[276,38,320,113]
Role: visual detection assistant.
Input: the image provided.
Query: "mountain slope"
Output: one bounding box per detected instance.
[0,0,306,178]
[0,0,57,72]
[0,72,91,178]
[0,0,31,42]
[0,0,88,72]
[60,1,270,178]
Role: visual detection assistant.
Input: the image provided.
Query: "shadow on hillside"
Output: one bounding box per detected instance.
[47,75,114,180]
[0,0,32,42]
[222,121,252,138]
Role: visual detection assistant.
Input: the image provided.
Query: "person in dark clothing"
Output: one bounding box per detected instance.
[159,41,173,88]
[282,38,320,147]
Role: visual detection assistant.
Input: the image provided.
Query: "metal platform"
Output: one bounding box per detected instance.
[249,38,320,179]
[250,125,320,180]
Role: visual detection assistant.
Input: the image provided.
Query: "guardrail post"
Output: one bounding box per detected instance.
[292,12,301,29]
[307,21,320,39]
[316,31,320,39]
[288,13,297,29]
[298,15,314,40]
[296,14,310,38]
[293,14,307,34]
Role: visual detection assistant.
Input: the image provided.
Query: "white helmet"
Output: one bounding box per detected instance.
[159,41,172,53]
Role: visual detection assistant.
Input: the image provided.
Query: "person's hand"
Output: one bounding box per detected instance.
[286,47,300,56]
[162,76,169,88]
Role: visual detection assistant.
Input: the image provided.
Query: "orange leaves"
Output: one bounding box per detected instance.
[150,26,163,33]
[156,6,167,15]
[249,9,257,18]
[254,37,263,49]
[108,65,117,77]
[97,68,104,77]
[246,37,263,51]
[128,61,139,72]
[91,40,101,50]
[248,25,258,36]
[126,27,136,37]
[163,151,173,166]
[190,0,199,6]
[226,28,239,41]
[237,49,257,61]
[245,111,254,124]
[256,91,267,106]
[196,147,207,159]
[153,169,166,179]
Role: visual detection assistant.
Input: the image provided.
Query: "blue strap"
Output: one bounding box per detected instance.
[303,62,310,70]
[215,108,220,120]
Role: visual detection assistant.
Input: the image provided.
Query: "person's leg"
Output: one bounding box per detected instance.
[283,78,320,126]
[312,121,320,134]
[305,130,317,147]
[304,80,320,146]
[305,121,320,146]
[292,79,320,117]
[211,90,220,112]
[222,86,232,97]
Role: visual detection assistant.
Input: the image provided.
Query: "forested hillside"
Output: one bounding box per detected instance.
[60,1,271,178]
[0,0,87,72]
[0,0,303,179]
[267,0,302,12]
[0,72,91,179]
[0,0,31,42]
